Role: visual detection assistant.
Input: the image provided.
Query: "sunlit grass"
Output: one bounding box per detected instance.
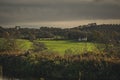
[0,38,99,55]
[16,39,33,51]
[38,40,97,55]
[0,38,33,51]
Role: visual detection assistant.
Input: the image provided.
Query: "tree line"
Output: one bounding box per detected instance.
[0,23,120,42]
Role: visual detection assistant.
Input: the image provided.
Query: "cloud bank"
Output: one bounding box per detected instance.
[0,0,120,27]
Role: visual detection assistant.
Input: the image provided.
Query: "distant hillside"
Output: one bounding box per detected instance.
[0,23,120,42]
[72,23,120,32]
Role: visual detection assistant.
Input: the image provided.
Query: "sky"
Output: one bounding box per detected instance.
[0,0,120,28]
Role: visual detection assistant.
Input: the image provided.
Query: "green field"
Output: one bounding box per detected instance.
[0,38,98,54]
[0,38,33,51]
[16,39,33,50]
[38,40,97,54]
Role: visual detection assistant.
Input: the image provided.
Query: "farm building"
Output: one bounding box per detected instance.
[78,37,87,41]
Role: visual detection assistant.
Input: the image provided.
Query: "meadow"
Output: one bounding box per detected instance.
[0,39,97,55]
[0,38,33,51]
[38,40,97,54]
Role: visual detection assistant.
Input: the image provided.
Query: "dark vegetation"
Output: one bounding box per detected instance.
[0,23,120,42]
[0,23,120,80]
[0,52,120,80]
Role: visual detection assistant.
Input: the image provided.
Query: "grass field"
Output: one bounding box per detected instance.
[0,38,98,54]
[16,39,33,51]
[38,40,97,54]
[0,38,33,51]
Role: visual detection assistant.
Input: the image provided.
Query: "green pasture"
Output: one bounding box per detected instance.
[38,40,97,54]
[0,38,98,54]
[16,39,33,50]
[0,38,33,51]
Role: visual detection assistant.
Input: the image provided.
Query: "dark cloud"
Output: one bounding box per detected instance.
[0,0,120,26]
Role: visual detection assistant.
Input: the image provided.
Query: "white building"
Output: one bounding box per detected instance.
[78,37,87,41]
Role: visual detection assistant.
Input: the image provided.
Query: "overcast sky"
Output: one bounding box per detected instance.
[0,0,120,28]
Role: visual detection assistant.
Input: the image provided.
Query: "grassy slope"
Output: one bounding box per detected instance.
[0,38,33,51]
[16,39,33,51]
[0,38,97,54]
[39,40,97,55]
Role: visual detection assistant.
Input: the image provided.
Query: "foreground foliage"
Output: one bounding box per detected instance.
[0,52,120,80]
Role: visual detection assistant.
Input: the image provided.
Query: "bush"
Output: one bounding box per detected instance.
[32,41,47,52]
[0,52,120,80]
